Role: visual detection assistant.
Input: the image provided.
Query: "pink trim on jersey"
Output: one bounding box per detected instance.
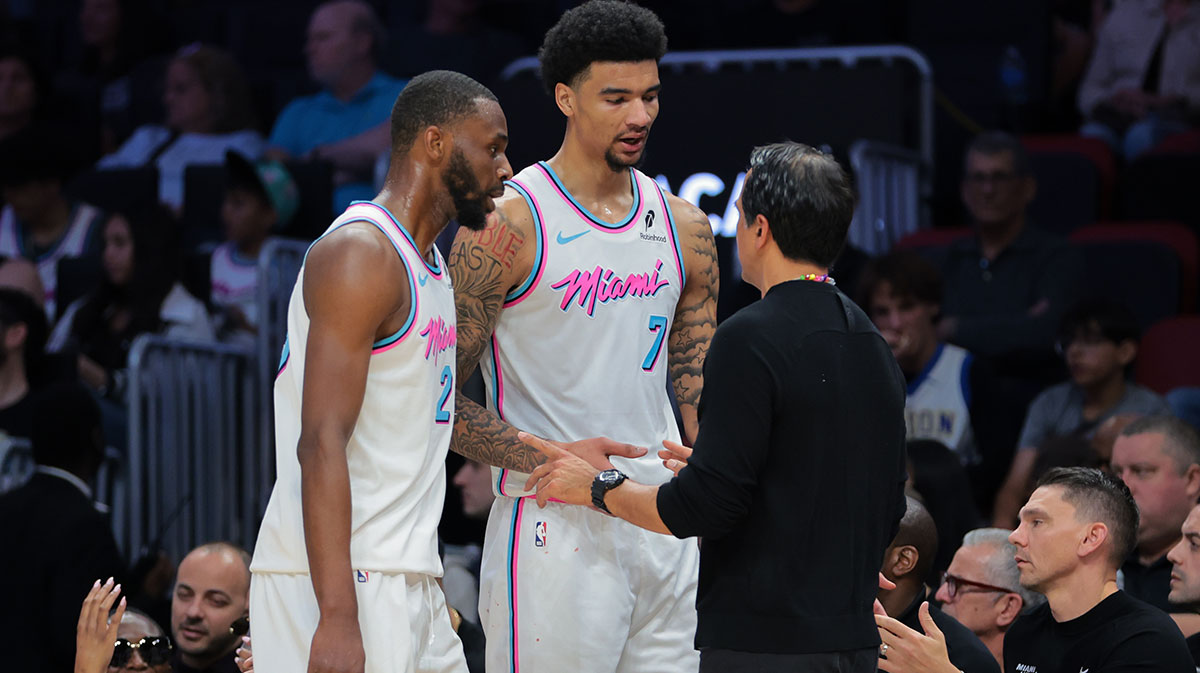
[355,201,445,278]
[511,497,525,671]
[502,178,548,309]
[654,184,687,289]
[492,335,511,497]
[371,254,419,354]
[533,163,643,234]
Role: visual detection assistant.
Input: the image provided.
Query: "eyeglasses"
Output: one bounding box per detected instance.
[940,572,1014,601]
[111,636,173,668]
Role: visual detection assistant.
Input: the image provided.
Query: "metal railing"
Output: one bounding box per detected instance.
[848,140,926,255]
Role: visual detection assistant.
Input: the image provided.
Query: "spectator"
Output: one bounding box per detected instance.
[1110,415,1200,611]
[1166,501,1200,664]
[0,255,45,304]
[907,439,984,580]
[878,467,1194,672]
[933,528,1045,670]
[0,46,39,143]
[1078,0,1200,158]
[97,44,263,211]
[877,496,999,673]
[170,543,249,673]
[0,381,126,673]
[993,300,1169,527]
[0,287,47,443]
[49,208,212,445]
[76,582,174,673]
[939,131,1082,367]
[443,458,493,625]
[0,127,105,319]
[211,151,298,345]
[266,0,407,211]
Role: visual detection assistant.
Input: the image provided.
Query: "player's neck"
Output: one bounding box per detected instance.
[375,171,443,260]
[545,142,632,204]
[1045,572,1118,622]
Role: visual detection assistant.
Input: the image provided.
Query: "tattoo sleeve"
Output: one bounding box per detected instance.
[669,206,719,443]
[448,208,546,473]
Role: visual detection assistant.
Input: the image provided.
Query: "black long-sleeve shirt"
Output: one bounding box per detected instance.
[656,279,907,654]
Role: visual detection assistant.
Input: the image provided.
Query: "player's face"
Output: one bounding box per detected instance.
[868,283,937,369]
[1167,505,1200,606]
[164,60,212,134]
[1009,485,1088,594]
[961,150,1033,228]
[103,215,135,287]
[1111,432,1197,552]
[443,98,511,231]
[571,61,660,172]
[171,551,249,664]
[0,57,36,118]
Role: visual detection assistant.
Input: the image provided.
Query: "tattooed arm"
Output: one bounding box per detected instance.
[665,195,719,443]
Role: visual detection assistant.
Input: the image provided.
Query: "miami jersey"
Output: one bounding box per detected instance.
[905,342,977,462]
[252,201,457,576]
[483,162,686,496]
[0,203,103,319]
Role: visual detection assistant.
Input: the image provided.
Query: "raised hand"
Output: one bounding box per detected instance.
[235,635,253,673]
[658,439,693,476]
[558,436,646,471]
[75,578,125,673]
[875,602,958,673]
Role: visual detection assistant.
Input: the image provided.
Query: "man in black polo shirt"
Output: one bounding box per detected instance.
[1166,500,1200,667]
[876,467,1193,673]
[520,141,908,672]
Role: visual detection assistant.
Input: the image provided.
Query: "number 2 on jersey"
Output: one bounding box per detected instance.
[642,315,668,372]
[435,365,453,423]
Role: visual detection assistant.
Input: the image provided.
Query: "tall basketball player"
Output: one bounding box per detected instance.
[446,2,719,672]
[249,71,512,673]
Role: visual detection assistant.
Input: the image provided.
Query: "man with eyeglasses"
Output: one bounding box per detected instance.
[933,528,1045,669]
[877,497,998,673]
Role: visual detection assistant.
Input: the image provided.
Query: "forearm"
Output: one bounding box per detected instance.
[606,481,673,535]
[450,391,545,472]
[299,437,358,619]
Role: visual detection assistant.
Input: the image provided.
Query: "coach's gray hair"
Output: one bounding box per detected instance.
[961,528,1046,614]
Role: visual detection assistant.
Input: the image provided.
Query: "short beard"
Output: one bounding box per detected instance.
[604,146,646,173]
[442,149,489,231]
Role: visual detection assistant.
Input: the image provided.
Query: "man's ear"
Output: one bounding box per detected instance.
[753,213,772,251]
[889,544,919,579]
[1078,521,1109,559]
[422,125,449,163]
[555,82,575,118]
[995,593,1023,628]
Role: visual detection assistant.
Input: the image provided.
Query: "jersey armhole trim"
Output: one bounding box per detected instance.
[502,179,547,307]
[653,182,687,289]
[350,200,444,278]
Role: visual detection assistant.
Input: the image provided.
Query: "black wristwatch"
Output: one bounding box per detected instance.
[591,469,627,514]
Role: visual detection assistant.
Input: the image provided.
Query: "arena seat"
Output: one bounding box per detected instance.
[1136,316,1200,394]
[1122,154,1200,228]
[1069,222,1197,312]
[1025,152,1099,235]
[67,167,158,218]
[1022,135,1117,215]
[1075,239,1179,330]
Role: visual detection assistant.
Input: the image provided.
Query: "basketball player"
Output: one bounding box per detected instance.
[249,70,512,673]
[446,2,719,671]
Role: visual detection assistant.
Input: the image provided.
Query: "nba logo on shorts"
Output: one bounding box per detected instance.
[535,521,547,547]
[356,570,369,583]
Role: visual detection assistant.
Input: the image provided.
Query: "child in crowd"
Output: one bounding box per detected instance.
[210,151,298,345]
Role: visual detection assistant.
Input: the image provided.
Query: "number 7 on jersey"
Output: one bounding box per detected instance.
[642,314,668,372]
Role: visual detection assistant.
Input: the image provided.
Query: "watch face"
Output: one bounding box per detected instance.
[599,469,620,486]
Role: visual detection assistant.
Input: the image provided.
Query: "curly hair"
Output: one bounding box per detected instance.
[538,0,667,96]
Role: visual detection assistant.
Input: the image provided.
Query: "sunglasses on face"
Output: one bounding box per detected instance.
[111,636,173,668]
[940,571,1014,601]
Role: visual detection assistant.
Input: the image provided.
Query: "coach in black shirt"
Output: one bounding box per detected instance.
[521,142,908,673]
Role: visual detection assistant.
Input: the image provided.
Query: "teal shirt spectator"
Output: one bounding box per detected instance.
[268,72,408,211]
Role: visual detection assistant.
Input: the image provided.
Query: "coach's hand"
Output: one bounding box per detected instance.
[308,615,365,673]
[659,440,692,476]
[875,602,958,673]
[557,435,646,471]
[520,432,600,508]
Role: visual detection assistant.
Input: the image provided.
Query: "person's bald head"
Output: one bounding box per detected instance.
[171,542,250,667]
[306,0,385,88]
[883,496,940,585]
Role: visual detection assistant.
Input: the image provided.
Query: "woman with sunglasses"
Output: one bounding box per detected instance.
[76,578,173,673]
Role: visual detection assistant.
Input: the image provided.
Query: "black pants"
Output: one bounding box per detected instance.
[699,647,877,673]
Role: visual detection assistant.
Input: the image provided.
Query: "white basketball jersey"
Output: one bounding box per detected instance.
[210,241,260,329]
[251,201,457,576]
[905,343,977,461]
[483,162,686,497]
[0,203,103,319]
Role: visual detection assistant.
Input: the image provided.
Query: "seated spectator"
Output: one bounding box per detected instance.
[878,467,1194,673]
[1078,0,1200,158]
[0,127,105,319]
[1110,415,1200,612]
[211,152,298,345]
[877,496,999,673]
[0,255,45,304]
[907,439,984,580]
[993,300,1169,527]
[76,582,174,673]
[934,528,1045,670]
[49,208,212,445]
[0,46,39,143]
[266,0,407,211]
[0,288,47,444]
[0,381,126,673]
[170,542,249,673]
[97,44,263,211]
[1166,500,1200,664]
[939,131,1082,369]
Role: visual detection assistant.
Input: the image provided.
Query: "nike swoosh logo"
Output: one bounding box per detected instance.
[556,230,589,244]
[418,273,429,287]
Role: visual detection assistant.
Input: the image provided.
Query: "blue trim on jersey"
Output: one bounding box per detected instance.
[506,498,521,672]
[503,180,544,303]
[906,342,945,396]
[349,200,443,275]
[276,337,290,377]
[960,352,974,408]
[656,182,687,284]
[537,161,641,230]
